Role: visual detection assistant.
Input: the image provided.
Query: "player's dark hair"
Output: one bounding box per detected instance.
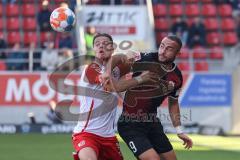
[93,33,113,46]
[167,35,182,51]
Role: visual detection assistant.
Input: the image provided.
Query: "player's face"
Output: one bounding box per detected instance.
[93,36,114,61]
[158,37,180,64]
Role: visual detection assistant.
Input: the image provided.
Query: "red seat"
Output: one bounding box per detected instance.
[193,46,208,59]
[0,61,6,71]
[185,4,200,17]
[218,4,232,17]
[24,32,38,45]
[201,0,212,2]
[202,4,217,16]
[22,0,35,2]
[23,18,37,30]
[177,62,190,71]
[123,0,135,4]
[155,18,169,30]
[204,18,218,31]
[55,0,67,3]
[206,32,222,45]
[153,4,167,17]
[169,4,183,17]
[6,4,20,16]
[185,0,198,2]
[223,32,238,45]
[156,32,168,45]
[7,18,20,30]
[40,32,54,43]
[221,18,236,31]
[178,47,190,59]
[209,47,223,60]
[22,4,36,17]
[7,32,21,45]
[0,18,3,30]
[169,0,181,2]
[0,4,3,16]
[194,61,209,71]
[87,0,101,4]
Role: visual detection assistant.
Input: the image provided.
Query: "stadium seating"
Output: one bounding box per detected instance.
[169,0,181,2]
[22,4,36,17]
[7,32,21,45]
[201,4,217,17]
[156,32,168,45]
[22,0,35,2]
[204,18,219,31]
[185,0,198,3]
[40,32,54,43]
[6,18,20,30]
[23,18,37,31]
[206,32,222,45]
[169,4,183,17]
[217,4,232,17]
[201,0,212,3]
[87,0,101,4]
[194,61,209,71]
[185,4,200,17]
[6,4,20,17]
[153,4,167,17]
[0,18,3,30]
[155,18,169,31]
[178,47,190,59]
[177,62,191,71]
[193,46,208,59]
[209,47,224,60]
[221,18,236,31]
[223,32,238,45]
[0,4,3,16]
[24,32,38,46]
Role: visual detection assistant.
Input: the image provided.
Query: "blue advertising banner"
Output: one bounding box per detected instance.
[180,74,232,107]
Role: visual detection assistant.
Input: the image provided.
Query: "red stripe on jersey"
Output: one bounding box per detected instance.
[81,99,94,133]
[85,63,101,84]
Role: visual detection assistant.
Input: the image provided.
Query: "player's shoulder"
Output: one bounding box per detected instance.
[173,63,183,82]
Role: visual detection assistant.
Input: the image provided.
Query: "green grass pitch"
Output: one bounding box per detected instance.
[0,134,239,160]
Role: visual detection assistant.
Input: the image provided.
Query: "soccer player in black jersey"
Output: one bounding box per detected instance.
[104,35,193,160]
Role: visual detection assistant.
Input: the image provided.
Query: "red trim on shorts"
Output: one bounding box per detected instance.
[81,99,94,133]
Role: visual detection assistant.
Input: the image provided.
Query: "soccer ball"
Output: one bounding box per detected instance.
[50,7,76,32]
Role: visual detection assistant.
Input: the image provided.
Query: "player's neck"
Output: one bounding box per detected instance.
[161,63,176,72]
[95,58,109,66]
[161,63,173,70]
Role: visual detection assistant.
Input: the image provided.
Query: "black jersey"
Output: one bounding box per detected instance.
[122,52,183,121]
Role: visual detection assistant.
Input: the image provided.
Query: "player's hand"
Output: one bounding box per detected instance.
[140,71,159,83]
[99,72,110,84]
[177,133,193,149]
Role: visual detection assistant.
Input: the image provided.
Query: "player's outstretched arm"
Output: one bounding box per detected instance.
[168,97,193,149]
[105,50,140,75]
[103,71,158,92]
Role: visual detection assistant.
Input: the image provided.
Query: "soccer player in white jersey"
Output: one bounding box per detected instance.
[72,33,158,160]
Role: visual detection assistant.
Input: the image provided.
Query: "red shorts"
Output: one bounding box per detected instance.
[72,132,123,160]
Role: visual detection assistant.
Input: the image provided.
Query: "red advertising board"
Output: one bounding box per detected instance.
[0,73,80,106]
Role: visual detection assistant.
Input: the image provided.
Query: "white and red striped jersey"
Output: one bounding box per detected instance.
[73,62,122,137]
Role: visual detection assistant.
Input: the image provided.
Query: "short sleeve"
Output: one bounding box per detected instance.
[85,63,102,84]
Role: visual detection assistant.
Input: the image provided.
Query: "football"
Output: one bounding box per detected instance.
[50,7,76,32]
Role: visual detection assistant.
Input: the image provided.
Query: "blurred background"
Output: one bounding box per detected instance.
[0,0,240,160]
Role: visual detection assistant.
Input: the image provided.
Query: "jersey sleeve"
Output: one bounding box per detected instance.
[169,85,182,99]
[168,67,183,99]
[85,63,101,84]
